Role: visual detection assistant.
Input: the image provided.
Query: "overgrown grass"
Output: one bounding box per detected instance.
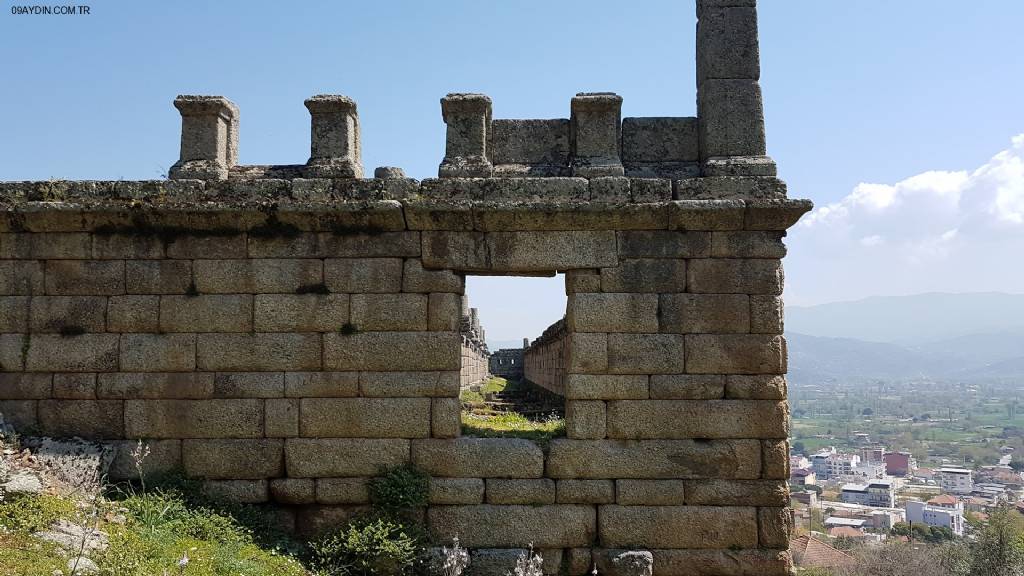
[459,376,509,404]
[460,411,565,447]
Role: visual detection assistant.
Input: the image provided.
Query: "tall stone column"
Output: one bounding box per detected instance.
[439,93,492,178]
[304,95,363,178]
[570,92,624,177]
[696,0,776,176]
[169,95,238,180]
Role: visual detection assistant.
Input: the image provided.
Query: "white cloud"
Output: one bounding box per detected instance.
[787,135,1024,305]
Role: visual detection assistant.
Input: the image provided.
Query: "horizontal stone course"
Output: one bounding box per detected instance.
[547,439,762,479]
[124,399,263,438]
[98,373,214,399]
[46,260,124,295]
[606,400,789,439]
[616,479,686,505]
[285,438,410,477]
[429,478,484,505]
[300,397,431,438]
[160,295,253,332]
[324,258,402,293]
[324,331,459,371]
[29,296,106,333]
[599,505,757,549]
[659,293,749,333]
[183,439,284,479]
[197,333,321,371]
[486,479,555,505]
[423,231,617,272]
[38,399,123,439]
[126,260,191,294]
[350,293,428,331]
[428,505,596,548]
[194,259,322,293]
[25,334,119,372]
[412,438,544,478]
[567,293,658,333]
[254,294,349,332]
[564,374,648,400]
[120,333,196,372]
[685,334,786,374]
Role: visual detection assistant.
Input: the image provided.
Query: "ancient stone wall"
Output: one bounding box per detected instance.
[0,1,811,573]
[460,301,490,387]
[523,319,568,395]
[489,342,525,380]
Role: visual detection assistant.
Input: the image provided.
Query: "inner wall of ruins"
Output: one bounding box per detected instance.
[0,1,812,574]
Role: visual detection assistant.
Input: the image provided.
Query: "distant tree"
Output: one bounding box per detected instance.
[967,505,1024,576]
[862,408,874,416]
[793,441,807,454]
[1010,460,1024,472]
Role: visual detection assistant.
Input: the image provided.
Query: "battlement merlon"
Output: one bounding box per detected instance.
[304,94,362,179]
[169,95,239,181]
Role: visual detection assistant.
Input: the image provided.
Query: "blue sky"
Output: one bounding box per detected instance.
[2,1,1023,344]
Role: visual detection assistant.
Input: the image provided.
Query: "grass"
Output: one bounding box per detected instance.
[461,411,565,447]
[459,376,509,404]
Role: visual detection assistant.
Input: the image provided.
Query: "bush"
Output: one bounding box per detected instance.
[368,465,429,513]
[310,515,422,576]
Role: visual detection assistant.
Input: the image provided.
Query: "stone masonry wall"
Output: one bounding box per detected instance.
[523,319,568,396]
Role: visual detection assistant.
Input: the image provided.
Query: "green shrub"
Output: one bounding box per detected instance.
[368,465,429,513]
[0,493,77,533]
[310,515,422,576]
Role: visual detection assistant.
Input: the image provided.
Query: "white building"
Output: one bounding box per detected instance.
[812,451,860,480]
[841,479,896,508]
[935,468,973,494]
[906,500,965,537]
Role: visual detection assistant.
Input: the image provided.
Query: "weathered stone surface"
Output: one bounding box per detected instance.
[29,296,106,333]
[45,260,124,295]
[1,232,90,259]
[564,269,601,294]
[697,4,760,80]
[749,294,783,334]
[685,334,786,374]
[711,231,785,258]
[658,293,749,333]
[428,505,596,548]
[165,234,246,259]
[295,505,373,538]
[725,374,786,400]
[160,295,252,332]
[617,230,710,259]
[317,478,370,504]
[547,439,761,479]
[0,373,52,399]
[0,296,29,332]
[402,259,463,293]
[649,374,725,400]
[120,334,196,372]
[432,397,460,438]
[568,333,607,373]
[412,438,544,478]
[686,258,783,294]
[745,199,813,230]
[650,549,791,576]
[97,373,213,399]
[324,258,402,293]
[429,478,484,505]
[486,479,555,505]
[213,372,284,398]
[686,480,788,507]
[607,334,685,374]
[26,334,119,372]
[285,372,359,397]
[52,373,96,399]
[125,260,191,294]
[699,79,766,158]
[124,399,263,438]
[265,398,299,437]
[761,439,789,480]
[0,261,44,295]
[758,507,792,549]
[92,233,164,259]
[616,479,686,505]
[197,333,321,371]
[107,295,159,333]
[194,259,322,293]
[565,374,648,400]
[428,293,462,331]
[606,400,789,439]
[350,293,428,331]
[566,400,606,440]
[0,334,28,371]
[202,480,268,504]
[324,332,459,371]
[359,371,459,397]
[285,439,410,478]
[599,505,757,549]
[270,478,315,504]
[300,398,430,438]
[0,400,37,430]
[557,479,615,504]
[566,548,592,576]
[600,259,686,293]
[593,549,654,576]
[567,293,658,333]
[423,231,617,272]
[108,439,181,481]
[183,439,284,479]
[38,400,123,439]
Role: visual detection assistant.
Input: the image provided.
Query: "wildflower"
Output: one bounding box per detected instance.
[441,536,470,576]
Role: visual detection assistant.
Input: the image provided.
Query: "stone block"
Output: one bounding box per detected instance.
[92,234,164,259]
[566,548,592,576]
[439,93,492,178]
[197,333,321,371]
[107,295,159,333]
[169,95,238,180]
[0,232,90,259]
[0,400,37,430]
[0,261,44,295]
[428,293,462,331]
[726,374,786,400]
[52,373,96,399]
[270,478,316,504]
[0,373,52,399]
[685,334,786,374]
[422,231,617,273]
[25,334,119,372]
[324,332,460,371]
[429,478,484,505]
[125,260,191,294]
[46,260,124,295]
[324,258,402,293]
[557,479,615,504]
[194,259,322,294]
[698,79,766,158]
[546,439,761,479]
[651,549,791,576]
[265,398,299,437]
[285,439,410,477]
[616,479,686,505]
[0,296,29,332]
[124,399,263,438]
[318,232,421,258]
[759,507,792,549]
[630,178,674,203]
[685,480,788,507]
[750,294,783,334]
[745,198,813,230]
[621,117,700,164]
[159,295,252,332]
[761,439,790,480]
[649,374,725,400]
[607,334,686,374]
[0,334,28,371]
[711,231,786,258]
[304,94,362,178]
[246,233,319,258]
[213,372,284,398]
[564,269,601,294]
[697,5,760,81]
[359,371,459,397]
[28,296,106,333]
[571,92,623,177]
[567,333,607,373]
[317,478,370,504]
[567,400,606,439]
[461,549,529,576]
[490,118,570,169]
[428,505,596,548]
[564,375,648,400]
[677,176,786,200]
[202,480,268,504]
[668,199,745,231]
[254,294,349,332]
[285,372,359,397]
[567,293,658,333]
[165,234,246,259]
[600,259,686,293]
[593,550,654,576]
[295,505,373,538]
[97,373,213,399]
[589,177,630,203]
[599,505,757,549]
[107,439,181,481]
[402,259,463,293]
[38,399,123,439]
[486,479,555,505]
[658,293,750,334]
[412,438,544,478]
[300,398,430,438]
[120,334,196,372]
[432,397,460,438]
[606,400,789,439]
[616,231,710,259]
[350,293,428,331]
[183,439,284,479]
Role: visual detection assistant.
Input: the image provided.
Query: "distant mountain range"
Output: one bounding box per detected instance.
[787,293,1024,384]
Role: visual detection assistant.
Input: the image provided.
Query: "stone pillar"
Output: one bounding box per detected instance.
[696,0,776,176]
[523,338,529,349]
[304,95,362,178]
[570,92,624,177]
[439,93,492,178]
[169,95,238,180]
